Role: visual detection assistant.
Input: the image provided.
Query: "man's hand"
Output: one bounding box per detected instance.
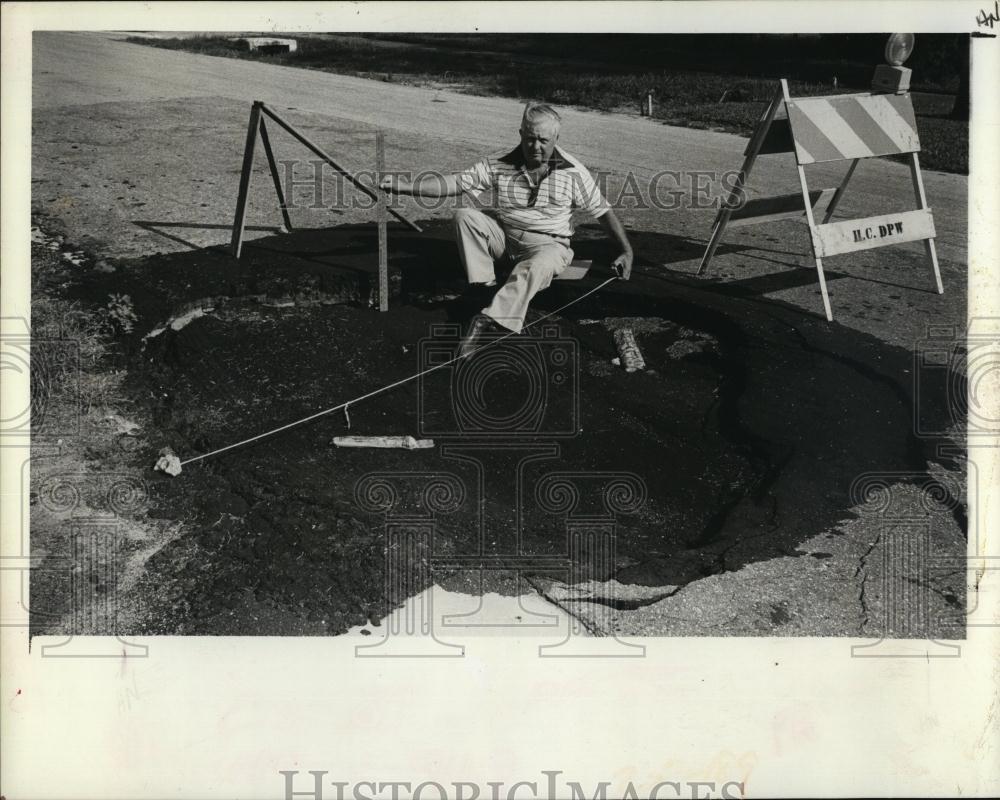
[597,210,634,281]
[379,175,409,194]
[612,250,633,280]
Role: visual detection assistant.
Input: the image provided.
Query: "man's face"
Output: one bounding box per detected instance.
[519,118,560,168]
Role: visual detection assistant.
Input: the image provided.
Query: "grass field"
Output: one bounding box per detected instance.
[131,33,969,174]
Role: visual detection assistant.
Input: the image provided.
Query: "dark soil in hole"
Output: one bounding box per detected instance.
[60,221,962,634]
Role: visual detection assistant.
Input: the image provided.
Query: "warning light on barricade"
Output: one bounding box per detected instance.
[885,33,915,66]
[873,33,915,94]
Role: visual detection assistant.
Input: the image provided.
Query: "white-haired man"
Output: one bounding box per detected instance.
[381,102,633,356]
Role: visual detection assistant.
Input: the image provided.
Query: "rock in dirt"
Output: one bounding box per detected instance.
[154,446,182,477]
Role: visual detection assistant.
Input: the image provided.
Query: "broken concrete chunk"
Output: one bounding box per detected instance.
[613,328,646,372]
[102,413,141,435]
[154,446,182,477]
[543,579,678,607]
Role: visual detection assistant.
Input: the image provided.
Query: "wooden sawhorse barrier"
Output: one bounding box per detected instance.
[229,101,423,311]
[699,79,943,321]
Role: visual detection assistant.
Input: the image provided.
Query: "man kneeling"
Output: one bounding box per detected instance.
[381,102,633,357]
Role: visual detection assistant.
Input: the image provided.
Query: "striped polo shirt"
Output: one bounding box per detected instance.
[456,145,611,238]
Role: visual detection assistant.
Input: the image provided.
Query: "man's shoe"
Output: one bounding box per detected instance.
[457,314,500,359]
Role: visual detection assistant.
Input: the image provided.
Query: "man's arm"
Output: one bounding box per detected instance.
[597,209,634,280]
[380,173,463,198]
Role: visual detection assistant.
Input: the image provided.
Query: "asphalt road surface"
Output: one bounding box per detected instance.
[32,31,967,346]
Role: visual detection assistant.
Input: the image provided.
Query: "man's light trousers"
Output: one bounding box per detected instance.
[453,208,573,333]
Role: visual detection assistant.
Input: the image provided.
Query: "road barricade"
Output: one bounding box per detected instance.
[699,79,943,321]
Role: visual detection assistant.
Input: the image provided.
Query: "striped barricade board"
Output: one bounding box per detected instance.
[699,79,942,322]
[785,93,920,164]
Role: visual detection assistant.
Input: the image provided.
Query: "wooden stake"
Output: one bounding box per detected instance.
[259,103,422,232]
[230,101,263,258]
[259,118,293,233]
[376,130,389,312]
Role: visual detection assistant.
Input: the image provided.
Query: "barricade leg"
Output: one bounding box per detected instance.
[822,159,859,224]
[795,163,834,321]
[698,207,734,275]
[698,83,787,275]
[259,118,293,233]
[908,153,944,294]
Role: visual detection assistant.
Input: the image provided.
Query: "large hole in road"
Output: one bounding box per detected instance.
[65,221,963,634]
